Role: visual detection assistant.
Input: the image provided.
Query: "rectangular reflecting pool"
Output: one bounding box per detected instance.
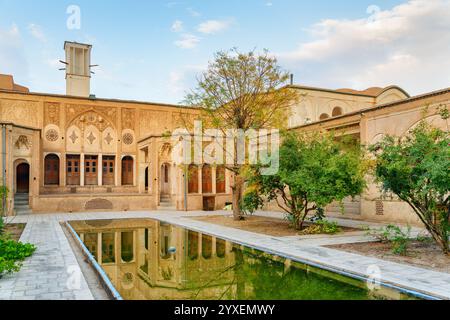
[69,219,418,300]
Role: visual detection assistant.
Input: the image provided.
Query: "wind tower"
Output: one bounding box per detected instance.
[61,41,96,97]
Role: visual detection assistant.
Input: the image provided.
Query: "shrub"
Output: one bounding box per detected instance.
[367,224,412,256]
[0,238,36,278]
[370,122,449,254]
[299,220,342,235]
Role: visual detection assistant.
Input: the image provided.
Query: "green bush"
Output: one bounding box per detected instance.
[299,220,342,235]
[367,224,412,255]
[0,238,36,278]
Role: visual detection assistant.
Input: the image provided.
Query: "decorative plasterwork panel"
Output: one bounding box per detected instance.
[66,125,82,152]
[14,135,32,150]
[121,129,136,150]
[0,100,39,128]
[69,110,115,132]
[140,110,170,136]
[84,125,100,153]
[44,102,60,126]
[66,104,117,130]
[122,108,136,130]
[102,127,117,153]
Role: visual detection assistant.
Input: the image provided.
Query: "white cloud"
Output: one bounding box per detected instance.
[278,0,450,95]
[28,23,46,42]
[0,24,29,80]
[171,20,184,32]
[174,33,201,49]
[197,19,233,34]
[187,8,201,17]
[168,64,205,99]
[265,2,273,7]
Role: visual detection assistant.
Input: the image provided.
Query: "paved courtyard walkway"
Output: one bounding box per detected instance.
[1,210,449,300]
[0,219,93,300]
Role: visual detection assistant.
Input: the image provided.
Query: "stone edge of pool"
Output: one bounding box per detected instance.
[64,222,123,301]
[64,215,444,301]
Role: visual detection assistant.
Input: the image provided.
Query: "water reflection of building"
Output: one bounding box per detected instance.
[71,219,237,300]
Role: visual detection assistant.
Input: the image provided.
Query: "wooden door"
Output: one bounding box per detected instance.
[216,166,226,193]
[44,154,60,185]
[85,155,98,186]
[16,163,30,193]
[202,165,212,194]
[121,156,133,185]
[66,155,80,186]
[102,156,115,186]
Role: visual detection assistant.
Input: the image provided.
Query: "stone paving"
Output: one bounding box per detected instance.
[0,218,93,300]
[1,210,449,300]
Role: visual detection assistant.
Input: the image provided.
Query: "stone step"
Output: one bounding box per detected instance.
[14,202,29,207]
[157,206,177,211]
[15,205,30,210]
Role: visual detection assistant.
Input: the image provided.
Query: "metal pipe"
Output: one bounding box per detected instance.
[2,125,6,215]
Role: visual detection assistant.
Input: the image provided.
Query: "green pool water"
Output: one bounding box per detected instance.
[69,218,417,300]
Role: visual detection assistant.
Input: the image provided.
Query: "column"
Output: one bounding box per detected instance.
[212,237,217,257]
[98,153,103,186]
[97,233,102,263]
[198,165,202,194]
[80,153,85,186]
[212,166,217,194]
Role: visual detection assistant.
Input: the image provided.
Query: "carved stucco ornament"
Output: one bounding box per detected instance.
[14,135,32,150]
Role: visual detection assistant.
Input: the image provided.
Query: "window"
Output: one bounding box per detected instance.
[202,234,212,259]
[121,232,134,262]
[216,239,226,258]
[332,107,343,117]
[188,165,198,194]
[44,154,60,185]
[102,233,115,264]
[188,231,199,260]
[216,166,226,194]
[319,113,330,121]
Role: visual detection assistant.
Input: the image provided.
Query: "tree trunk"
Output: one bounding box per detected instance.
[232,174,244,221]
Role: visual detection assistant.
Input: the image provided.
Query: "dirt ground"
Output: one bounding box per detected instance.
[2,224,26,241]
[329,241,450,274]
[191,215,358,237]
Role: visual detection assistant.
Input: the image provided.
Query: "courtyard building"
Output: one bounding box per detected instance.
[0,41,448,226]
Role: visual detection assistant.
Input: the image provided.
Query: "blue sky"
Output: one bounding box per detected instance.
[0,0,449,104]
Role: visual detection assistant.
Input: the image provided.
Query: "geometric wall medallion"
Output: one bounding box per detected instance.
[45,129,59,142]
[123,133,134,145]
[105,132,114,145]
[87,132,96,145]
[69,131,79,144]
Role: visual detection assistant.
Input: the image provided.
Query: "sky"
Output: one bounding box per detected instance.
[0,0,449,104]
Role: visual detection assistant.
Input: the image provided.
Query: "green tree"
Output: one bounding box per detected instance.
[370,122,450,254]
[243,132,367,229]
[185,49,297,220]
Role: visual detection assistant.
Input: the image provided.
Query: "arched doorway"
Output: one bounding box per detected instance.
[16,163,30,194]
[44,154,60,185]
[121,156,134,186]
[160,163,170,195]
